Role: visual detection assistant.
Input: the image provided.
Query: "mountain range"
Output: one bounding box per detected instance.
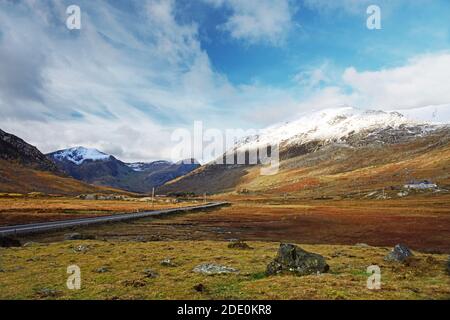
[160,107,450,197]
[47,147,200,193]
[1,107,449,197]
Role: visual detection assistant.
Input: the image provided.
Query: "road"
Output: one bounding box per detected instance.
[0,202,229,237]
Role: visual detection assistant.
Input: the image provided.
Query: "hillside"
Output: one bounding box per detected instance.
[0,130,126,195]
[0,129,57,172]
[160,108,450,197]
[48,147,200,193]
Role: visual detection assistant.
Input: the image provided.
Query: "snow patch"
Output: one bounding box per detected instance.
[51,147,110,165]
[236,107,440,151]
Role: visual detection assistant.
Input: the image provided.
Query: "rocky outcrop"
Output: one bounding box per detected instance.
[384,244,413,263]
[266,243,329,276]
[0,129,57,172]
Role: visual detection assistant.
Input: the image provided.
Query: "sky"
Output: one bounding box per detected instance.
[0,0,449,162]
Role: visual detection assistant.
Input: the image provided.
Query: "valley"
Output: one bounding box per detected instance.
[1,107,449,300]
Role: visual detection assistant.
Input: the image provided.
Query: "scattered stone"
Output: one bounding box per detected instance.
[193,263,238,275]
[228,240,253,250]
[384,244,413,263]
[355,243,371,248]
[94,266,110,273]
[143,268,159,278]
[122,279,147,288]
[34,288,62,298]
[64,233,95,240]
[135,236,146,242]
[65,233,82,240]
[0,237,21,248]
[266,243,329,276]
[73,245,89,253]
[160,258,177,267]
[193,283,206,292]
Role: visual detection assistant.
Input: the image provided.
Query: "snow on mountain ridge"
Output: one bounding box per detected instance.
[237,107,438,151]
[51,147,111,165]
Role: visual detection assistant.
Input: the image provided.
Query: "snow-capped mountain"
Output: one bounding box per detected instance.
[126,161,172,172]
[49,147,111,165]
[47,147,200,193]
[160,106,450,195]
[236,107,443,152]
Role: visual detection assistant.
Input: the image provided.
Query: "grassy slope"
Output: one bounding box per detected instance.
[0,160,128,195]
[0,240,449,300]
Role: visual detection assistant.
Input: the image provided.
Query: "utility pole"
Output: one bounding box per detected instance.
[151,187,155,208]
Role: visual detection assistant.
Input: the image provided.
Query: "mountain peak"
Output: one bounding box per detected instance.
[49,146,111,165]
[237,107,435,151]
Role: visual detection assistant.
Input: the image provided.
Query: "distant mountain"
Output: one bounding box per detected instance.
[160,107,450,196]
[0,130,120,195]
[47,147,200,193]
[0,129,57,172]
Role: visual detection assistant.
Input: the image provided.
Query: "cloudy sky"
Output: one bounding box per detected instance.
[0,0,449,162]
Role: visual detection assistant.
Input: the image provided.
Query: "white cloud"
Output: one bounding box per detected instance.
[342,53,450,109]
[205,0,295,45]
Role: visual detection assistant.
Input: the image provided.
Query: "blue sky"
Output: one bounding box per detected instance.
[0,0,449,161]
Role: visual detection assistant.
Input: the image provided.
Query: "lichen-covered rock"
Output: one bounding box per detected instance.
[384,244,413,263]
[193,263,238,275]
[266,243,329,276]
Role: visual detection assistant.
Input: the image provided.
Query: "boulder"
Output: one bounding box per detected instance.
[266,243,329,276]
[0,237,21,248]
[193,263,238,275]
[384,244,413,263]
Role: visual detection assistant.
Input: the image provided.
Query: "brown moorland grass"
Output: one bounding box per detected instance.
[0,197,199,226]
[20,195,450,252]
[0,240,449,300]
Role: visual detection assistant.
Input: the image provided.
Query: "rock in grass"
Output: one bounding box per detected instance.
[193,263,238,275]
[193,283,206,292]
[143,268,159,278]
[34,288,62,298]
[160,258,177,267]
[228,240,253,250]
[64,233,96,240]
[64,233,82,240]
[0,237,21,248]
[266,243,329,276]
[94,266,110,273]
[384,244,413,263]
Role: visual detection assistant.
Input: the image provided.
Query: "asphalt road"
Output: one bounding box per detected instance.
[0,202,229,237]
